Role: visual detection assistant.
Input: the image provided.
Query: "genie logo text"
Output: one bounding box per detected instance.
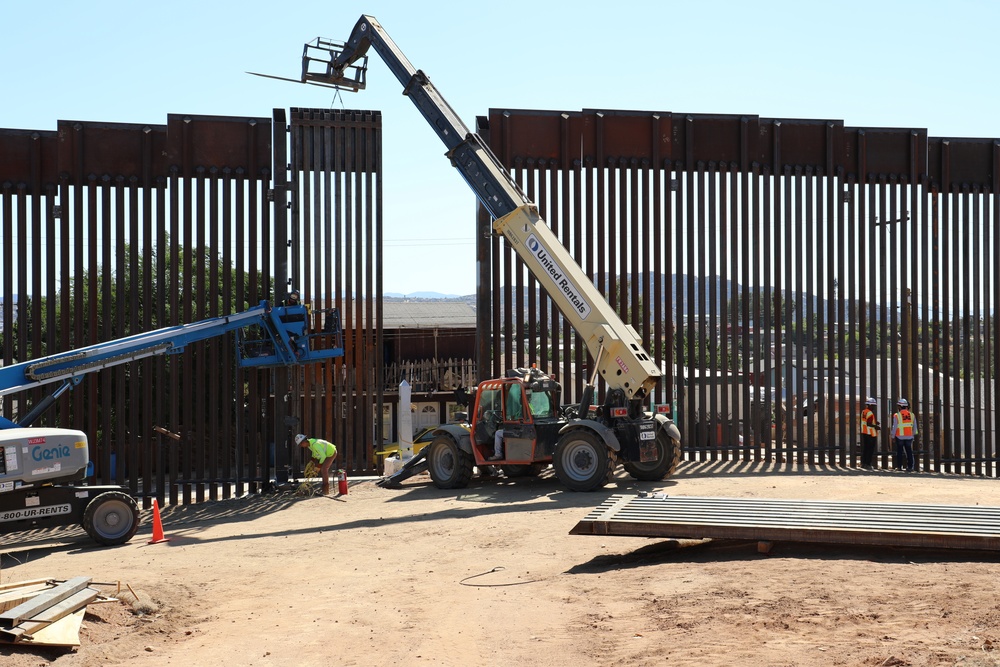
[32,444,71,462]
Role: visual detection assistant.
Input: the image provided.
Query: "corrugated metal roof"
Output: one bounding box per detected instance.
[382,301,476,329]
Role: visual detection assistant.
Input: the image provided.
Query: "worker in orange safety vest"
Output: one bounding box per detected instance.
[859,397,880,470]
[890,399,918,472]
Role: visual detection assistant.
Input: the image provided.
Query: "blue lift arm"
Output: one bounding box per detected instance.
[0,301,343,427]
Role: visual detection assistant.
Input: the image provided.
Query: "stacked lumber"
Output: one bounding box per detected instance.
[0,577,116,647]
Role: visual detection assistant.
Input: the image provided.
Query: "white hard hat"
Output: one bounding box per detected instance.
[897,398,909,408]
[866,397,877,406]
[295,434,307,445]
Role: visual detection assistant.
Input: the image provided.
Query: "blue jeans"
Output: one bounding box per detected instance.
[895,438,914,471]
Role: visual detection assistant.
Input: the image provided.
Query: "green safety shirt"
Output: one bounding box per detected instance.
[307,438,337,464]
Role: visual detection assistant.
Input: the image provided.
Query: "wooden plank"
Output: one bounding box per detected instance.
[0,576,91,627]
[18,608,85,647]
[0,589,98,643]
[0,582,55,614]
[0,578,52,592]
[19,588,100,632]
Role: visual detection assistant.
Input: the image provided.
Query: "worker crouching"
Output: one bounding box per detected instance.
[297,433,338,495]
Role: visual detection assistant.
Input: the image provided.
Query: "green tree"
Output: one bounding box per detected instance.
[5,238,271,439]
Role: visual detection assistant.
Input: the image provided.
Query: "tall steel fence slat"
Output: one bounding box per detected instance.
[481,109,997,476]
[288,108,380,477]
[2,104,997,495]
[0,115,296,507]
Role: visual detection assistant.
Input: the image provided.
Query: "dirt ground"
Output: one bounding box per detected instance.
[2,460,999,667]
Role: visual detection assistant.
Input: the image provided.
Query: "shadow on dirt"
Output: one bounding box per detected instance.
[566,537,1000,573]
[671,458,971,481]
[0,643,71,662]
[377,465,676,506]
[3,460,992,563]
[0,492,307,563]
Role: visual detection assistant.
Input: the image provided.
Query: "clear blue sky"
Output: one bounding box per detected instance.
[4,0,998,297]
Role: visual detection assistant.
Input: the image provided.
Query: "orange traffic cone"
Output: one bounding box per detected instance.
[148,499,169,544]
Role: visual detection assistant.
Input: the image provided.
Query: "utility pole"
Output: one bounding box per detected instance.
[902,287,913,406]
[874,213,912,403]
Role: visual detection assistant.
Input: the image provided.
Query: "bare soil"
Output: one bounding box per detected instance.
[2,461,999,667]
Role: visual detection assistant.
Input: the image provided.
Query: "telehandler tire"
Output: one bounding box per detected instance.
[427,435,473,489]
[623,429,681,481]
[553,430,616,492]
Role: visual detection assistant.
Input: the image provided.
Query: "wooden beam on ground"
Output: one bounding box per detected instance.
[0,582,56,614]
[11,588,101,639]
[0,578,53,592]
[0,576,92,628]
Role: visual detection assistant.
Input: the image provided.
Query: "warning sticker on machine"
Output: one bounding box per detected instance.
[0,504,72,523]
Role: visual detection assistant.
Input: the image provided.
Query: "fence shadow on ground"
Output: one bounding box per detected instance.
[672,458,972,480]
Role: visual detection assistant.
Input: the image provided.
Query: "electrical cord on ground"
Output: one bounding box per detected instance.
[459,566,540,587]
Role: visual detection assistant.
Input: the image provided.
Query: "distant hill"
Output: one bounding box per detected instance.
[384,291,471,300]
[496,273,834,321]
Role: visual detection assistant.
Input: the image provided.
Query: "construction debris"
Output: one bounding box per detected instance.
[296,461,321,496]
[0,577,118,647]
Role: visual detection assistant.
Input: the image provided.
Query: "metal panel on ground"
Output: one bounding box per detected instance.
[570,494,1000,551]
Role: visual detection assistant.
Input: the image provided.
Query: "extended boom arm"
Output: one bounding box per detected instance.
[305,15,528,220]
[300,15,661,400]
[0,301,343,427]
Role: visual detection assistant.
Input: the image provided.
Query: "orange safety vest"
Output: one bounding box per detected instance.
[894,410,914,438]
[860,408,877,436]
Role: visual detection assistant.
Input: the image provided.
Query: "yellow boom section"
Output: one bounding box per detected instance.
[493,204,661,400]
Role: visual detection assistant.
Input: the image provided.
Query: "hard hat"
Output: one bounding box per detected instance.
[897,398,908,408]
[866,397,877,406]
[295,434,307,445]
